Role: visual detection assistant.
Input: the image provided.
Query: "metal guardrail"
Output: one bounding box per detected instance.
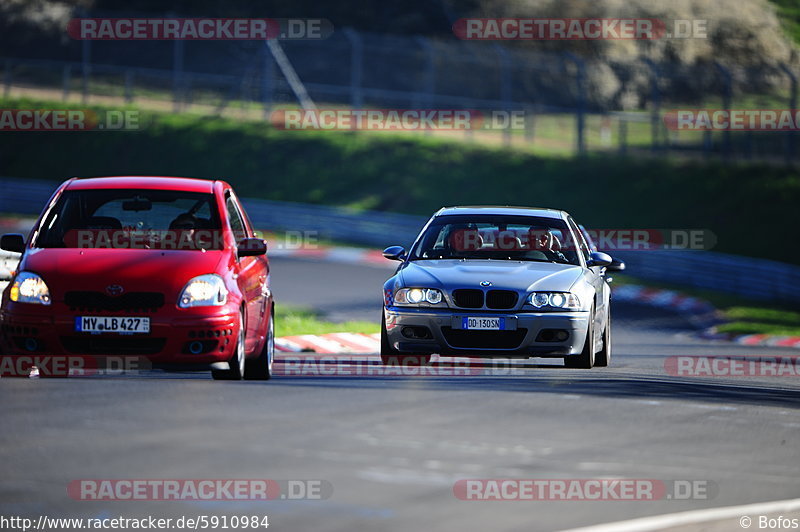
[241,197,425,249]
[1,176,799,303]
[613,250,800,303]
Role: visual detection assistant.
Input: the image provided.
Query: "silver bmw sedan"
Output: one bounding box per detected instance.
[381,206,624,369]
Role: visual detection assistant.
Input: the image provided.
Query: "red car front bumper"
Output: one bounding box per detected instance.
[0,304,239,365]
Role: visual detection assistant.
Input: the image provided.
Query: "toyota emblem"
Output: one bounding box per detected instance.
[106,284,125,296]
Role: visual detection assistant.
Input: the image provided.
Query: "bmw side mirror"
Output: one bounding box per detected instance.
[382,246,406,261]
[237,238,268,257]
[0,233,25,253]
[587,251,612,268]
[606,258,626,272]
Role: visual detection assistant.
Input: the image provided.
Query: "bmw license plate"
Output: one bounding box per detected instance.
[75,316,150,334]
[462,317,505,330]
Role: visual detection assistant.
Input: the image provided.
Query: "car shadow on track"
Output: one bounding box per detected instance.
[266,374,800,408]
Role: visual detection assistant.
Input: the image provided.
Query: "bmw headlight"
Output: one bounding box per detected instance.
[527,291,581,311]
[9,272,51,305]
[178,274,228,308]
[394,288,444,306]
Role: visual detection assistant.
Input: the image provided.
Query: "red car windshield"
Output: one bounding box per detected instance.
[34,189,223,250]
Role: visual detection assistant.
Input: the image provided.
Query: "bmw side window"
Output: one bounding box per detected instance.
[568,218,591,263]
[225,195,247,243]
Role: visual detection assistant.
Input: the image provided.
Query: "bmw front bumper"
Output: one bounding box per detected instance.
[384,307,591,358]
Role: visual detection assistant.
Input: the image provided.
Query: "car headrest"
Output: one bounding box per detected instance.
[80,216,122,230]
[550,233,562,251]
[494,231,525,251]
[449,229,484,251]
[529,228,565,252]
[169,213,199,231]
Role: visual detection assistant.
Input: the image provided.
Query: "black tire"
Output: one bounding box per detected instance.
[244,309,274,380]
[212,312,245,380]
[564,308,595,369]
[594,311,612,367]
[380,311,430,367]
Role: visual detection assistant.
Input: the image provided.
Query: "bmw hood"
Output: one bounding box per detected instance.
[398,260,584,293]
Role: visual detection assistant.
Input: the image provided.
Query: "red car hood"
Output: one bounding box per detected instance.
[20,248,227,303]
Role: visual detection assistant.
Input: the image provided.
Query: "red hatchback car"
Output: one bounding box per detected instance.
[0,176,274,380]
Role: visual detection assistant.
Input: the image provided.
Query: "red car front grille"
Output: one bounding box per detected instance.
[64,291,165,312]
[60,336,166,355]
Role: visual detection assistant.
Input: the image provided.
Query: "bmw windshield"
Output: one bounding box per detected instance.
[409,215,582,265]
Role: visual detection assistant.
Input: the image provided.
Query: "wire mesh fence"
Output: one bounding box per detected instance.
[2,17,799,161]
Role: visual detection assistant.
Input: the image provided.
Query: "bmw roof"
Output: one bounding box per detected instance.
[434,206,567,219]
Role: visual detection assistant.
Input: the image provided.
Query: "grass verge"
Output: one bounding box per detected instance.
[275,304,379,337]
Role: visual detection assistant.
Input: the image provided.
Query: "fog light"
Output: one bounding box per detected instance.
[401,326,432,339]
[188,341,204,354]
[24,338,39,352]
[536,329,569,342]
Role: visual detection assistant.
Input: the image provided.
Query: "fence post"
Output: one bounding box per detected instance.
[262,43,274,120]
[124,70,134,103]
[493,44,513,147]
[525,105,536,148]
[173,37,184,112]
[81,10,91,104]
[62,64,71,101]
[343,28,363,109]
[3,60,10,98]
[415,36,436,136]
[714,62,733,160]
[618,116,628,156]
[780,63,797,164]
[265,38,316,110]
[640,58,661,153]
[564,53,586,155]
[414,37,436,107]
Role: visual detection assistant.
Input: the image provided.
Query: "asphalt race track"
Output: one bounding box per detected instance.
[1,256,798,531]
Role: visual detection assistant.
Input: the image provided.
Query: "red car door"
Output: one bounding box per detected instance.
[224,191,269,354]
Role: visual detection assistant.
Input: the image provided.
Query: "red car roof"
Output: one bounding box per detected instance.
[64,176,216,193]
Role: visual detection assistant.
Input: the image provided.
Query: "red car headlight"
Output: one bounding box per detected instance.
[10,271,51,305]
[178,274,228,308]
